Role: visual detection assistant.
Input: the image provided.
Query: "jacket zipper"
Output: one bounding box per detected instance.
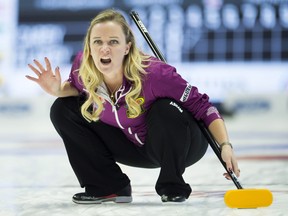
[111,86,131,130]
[98,84,143,145]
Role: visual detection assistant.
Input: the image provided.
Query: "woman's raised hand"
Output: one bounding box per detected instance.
[26,57,62,96]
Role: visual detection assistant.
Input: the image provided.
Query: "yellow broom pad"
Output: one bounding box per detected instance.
[224,189,273,208]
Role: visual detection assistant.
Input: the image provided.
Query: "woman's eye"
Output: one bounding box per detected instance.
[93,40,102,45]
[109,40,119,45]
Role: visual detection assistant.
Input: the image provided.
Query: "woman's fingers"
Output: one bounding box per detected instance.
[27,63,41,77]
[221,147,241,180]
[225,160,233,173]
[223,173,231,180]
[44,57,52,72]
[223,164,240,180]
[232,157,240,177]
[25,75,38,82]
[33,59,46,73]
[55,66,61,80]
[27,57,55,80]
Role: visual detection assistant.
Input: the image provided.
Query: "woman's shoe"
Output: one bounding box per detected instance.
[72,184,132,204]
[161,194,186,202]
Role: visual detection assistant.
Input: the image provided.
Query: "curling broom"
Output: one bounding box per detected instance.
[130,10,273,208]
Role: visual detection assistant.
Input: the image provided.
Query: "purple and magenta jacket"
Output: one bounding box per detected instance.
[68,52,222,146]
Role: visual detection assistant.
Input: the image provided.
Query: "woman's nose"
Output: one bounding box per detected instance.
[100,44,110,54]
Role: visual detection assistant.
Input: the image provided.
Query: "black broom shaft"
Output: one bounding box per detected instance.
[130,10,243,189]
[130,11,166,62]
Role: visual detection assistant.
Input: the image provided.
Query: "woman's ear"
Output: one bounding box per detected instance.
[125,42,132,55]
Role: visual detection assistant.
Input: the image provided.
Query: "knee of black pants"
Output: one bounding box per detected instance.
[50,97,66,126]
[146,98,191,159]
[146,98,208,166]
[50,96,80,128]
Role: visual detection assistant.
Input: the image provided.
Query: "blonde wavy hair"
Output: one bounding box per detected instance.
[79,9,150,122]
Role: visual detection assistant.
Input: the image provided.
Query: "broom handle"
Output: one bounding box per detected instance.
[130,11,243,189]
[130,11,166,62]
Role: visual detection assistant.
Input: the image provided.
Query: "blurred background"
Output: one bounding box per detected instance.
[0,0,287,146]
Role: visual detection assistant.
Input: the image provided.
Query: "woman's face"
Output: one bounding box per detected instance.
[89,21,131,78]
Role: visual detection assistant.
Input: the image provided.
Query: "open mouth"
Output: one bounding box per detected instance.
[100,58,111,64]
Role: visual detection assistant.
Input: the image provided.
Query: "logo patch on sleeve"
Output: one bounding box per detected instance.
[206,107,221,118]
[180,83,192,102]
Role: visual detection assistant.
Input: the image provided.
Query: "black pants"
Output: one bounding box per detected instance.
[50,96,208,198]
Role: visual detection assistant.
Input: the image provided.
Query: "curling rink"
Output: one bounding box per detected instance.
[1,0,288,215]
[0,96,287,216]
